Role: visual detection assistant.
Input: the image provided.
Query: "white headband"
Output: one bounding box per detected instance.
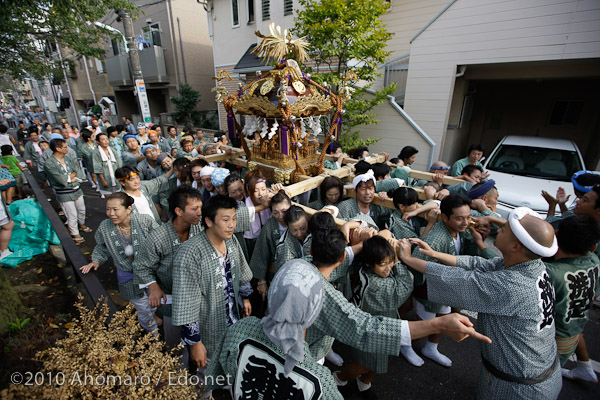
[200,166,215,177]
[352,169,376,189]
[508,207,558,257]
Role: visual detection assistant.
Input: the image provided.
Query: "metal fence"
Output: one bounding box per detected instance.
[383,53,410,105]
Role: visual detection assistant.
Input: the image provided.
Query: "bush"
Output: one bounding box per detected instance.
[3,295,197,399]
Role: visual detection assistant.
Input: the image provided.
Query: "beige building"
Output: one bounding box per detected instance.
[58,46,115,125]
[60,0,215,127]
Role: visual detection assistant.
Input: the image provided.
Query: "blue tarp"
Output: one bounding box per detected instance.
[1,199,60,268]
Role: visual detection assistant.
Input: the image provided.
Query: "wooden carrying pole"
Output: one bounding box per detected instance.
[208,148,467,212]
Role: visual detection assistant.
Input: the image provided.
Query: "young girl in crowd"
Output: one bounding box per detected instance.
[80,192,160,335]
[0,145,26,200]
[243,170,273,255]
[335,235,414,397]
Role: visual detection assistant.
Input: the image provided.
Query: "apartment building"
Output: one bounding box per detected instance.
[59,0,215,127]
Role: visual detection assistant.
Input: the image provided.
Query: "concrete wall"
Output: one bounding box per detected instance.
[403,0,600,163]
[356,91,433,172]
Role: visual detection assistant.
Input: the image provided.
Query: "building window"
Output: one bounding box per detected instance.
[247,0,255,23]
[232,0,240,27]
[549,101,583,126]
[142,23,162,47]
[95,58,105,74]
[284,0,293,16]
[111,38,126,56]
[262,0,270,20]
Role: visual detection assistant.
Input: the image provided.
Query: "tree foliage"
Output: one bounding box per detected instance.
[294,0,395,147]
[0,0,138,79]
[170,84,202,127]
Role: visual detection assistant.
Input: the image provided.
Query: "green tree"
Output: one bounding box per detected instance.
[294,0,396,151]
[0,0,138,79]
[170,84,202,127]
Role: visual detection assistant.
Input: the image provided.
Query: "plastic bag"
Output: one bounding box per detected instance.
[1,199,60,268]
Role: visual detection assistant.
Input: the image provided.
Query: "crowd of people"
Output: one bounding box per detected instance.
[2,116,600,399]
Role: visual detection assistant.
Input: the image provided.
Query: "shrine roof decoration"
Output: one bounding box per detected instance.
[213,23,357,183]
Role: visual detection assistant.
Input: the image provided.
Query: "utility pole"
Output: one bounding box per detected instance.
[117,9,152,126]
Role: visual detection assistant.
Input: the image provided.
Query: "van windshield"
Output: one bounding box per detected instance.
[486,145,583,181]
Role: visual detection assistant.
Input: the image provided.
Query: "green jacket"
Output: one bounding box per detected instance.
[171,230,253,356]
[92,214,159,300]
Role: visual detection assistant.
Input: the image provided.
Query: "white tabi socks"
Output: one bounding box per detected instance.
[421,341,452,367]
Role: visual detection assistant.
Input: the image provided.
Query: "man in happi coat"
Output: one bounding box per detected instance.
[546,215,600,382]
[408,194,496,367]
[337,169,393,230]
[172,195,253,400]
[133,186,204,348]
[398,207,563,400]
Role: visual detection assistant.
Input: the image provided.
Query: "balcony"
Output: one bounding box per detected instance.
[106,54,131,86]
[106,45,169,87]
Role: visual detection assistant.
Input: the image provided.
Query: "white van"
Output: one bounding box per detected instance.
[482,135,585,218]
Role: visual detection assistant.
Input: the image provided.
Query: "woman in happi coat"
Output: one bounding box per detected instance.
[273,206,312,272]
[242,170,276,257]
[92,132,122,198]
[308,175,344,210]
[81,192,160,335]
[249,190,291,301]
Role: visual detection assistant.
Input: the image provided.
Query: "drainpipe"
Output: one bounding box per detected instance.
[177,17,188,84]
[82,56,98,104]
[166,0,181,90]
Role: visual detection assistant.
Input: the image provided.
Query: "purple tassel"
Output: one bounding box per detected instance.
[227,112,235,140]
[335,116,342,141]
[280,124,288,155]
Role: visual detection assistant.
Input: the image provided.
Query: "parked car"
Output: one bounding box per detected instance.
[482,135,585,218]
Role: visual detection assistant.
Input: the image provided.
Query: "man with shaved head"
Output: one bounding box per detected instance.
[398,207,562,399]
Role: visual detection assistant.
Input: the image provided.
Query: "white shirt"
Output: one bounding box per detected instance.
[131,192,154,218]
[453,232,461,255]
